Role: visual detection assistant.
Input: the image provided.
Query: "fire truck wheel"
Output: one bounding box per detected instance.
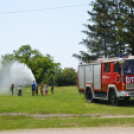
[86,89,93,103]
[110,90,119,106]
[124,97,130,102]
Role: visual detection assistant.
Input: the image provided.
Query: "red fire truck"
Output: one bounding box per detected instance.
[77,56,134,105]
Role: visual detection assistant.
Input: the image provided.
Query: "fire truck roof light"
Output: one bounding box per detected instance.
[119,54,122,58]
[125,94,128,96]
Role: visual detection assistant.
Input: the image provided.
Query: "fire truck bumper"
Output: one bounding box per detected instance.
[117,90,134,97]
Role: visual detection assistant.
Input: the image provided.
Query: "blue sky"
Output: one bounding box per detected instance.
[0,0,92,70]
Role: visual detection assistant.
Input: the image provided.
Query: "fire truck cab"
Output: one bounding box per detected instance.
[77,56,134,105]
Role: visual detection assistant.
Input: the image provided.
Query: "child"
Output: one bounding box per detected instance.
[35,85,38,96]
[40,84,44,96]
[18,85,22,96]
[51,81,54,94]
[10,84,14,96]
[45,84,48,95]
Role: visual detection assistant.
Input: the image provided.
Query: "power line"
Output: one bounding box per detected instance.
[0,3,89,15]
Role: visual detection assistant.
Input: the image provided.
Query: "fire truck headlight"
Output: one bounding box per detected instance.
[125,94,128,96]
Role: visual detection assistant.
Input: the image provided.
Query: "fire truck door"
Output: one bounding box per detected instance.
[94,63,101,90]
[101,63,112,92]
[79,65,85,89]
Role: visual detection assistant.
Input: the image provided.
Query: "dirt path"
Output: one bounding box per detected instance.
[1,127,134,134]
[1,114,134,134]
[1,113,134,118]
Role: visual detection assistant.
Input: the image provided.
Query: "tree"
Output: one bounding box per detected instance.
[73,0,110,62]
[30,56,52,84]
[106,0,128,57]
[13,45,32,64]
[1,45,61,85]
[1,53,14,65]
[55,68,77,86]
[119,0,134,55]
[73,0,130,62]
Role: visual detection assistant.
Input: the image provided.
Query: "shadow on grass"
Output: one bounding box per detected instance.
[83,97,134,107]
[100,99,134,107]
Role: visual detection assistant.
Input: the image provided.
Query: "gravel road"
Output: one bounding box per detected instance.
[1,127,134,134]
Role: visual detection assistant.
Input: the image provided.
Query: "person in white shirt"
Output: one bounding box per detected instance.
[127,64,132,73]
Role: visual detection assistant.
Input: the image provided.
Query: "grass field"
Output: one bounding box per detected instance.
[0,86,134,130]
[1,115,134,130]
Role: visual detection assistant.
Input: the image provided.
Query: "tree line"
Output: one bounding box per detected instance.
[73,0,134,62]
[0,45,77,86]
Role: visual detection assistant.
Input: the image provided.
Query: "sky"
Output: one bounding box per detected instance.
[0,0,92,70]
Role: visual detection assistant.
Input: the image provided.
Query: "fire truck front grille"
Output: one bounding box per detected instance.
[126,84,134,90]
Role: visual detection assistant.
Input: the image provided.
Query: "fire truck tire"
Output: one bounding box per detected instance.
[109,90,120,106]
[124,97,130,102]
[86,89,94,103]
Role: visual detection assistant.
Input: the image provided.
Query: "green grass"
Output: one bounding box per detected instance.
[0,86,134,130]
[0,86,134,115]
[0,115,134,130]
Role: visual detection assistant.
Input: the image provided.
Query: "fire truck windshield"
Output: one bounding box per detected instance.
[123,60,134,74]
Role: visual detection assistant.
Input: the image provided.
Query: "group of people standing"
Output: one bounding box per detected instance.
[31,81,54,96]
[39,84,48,96]
[10,81,54,96]
[10,84,22,96]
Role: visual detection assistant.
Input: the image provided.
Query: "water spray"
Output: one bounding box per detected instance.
[0,60,36,94]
